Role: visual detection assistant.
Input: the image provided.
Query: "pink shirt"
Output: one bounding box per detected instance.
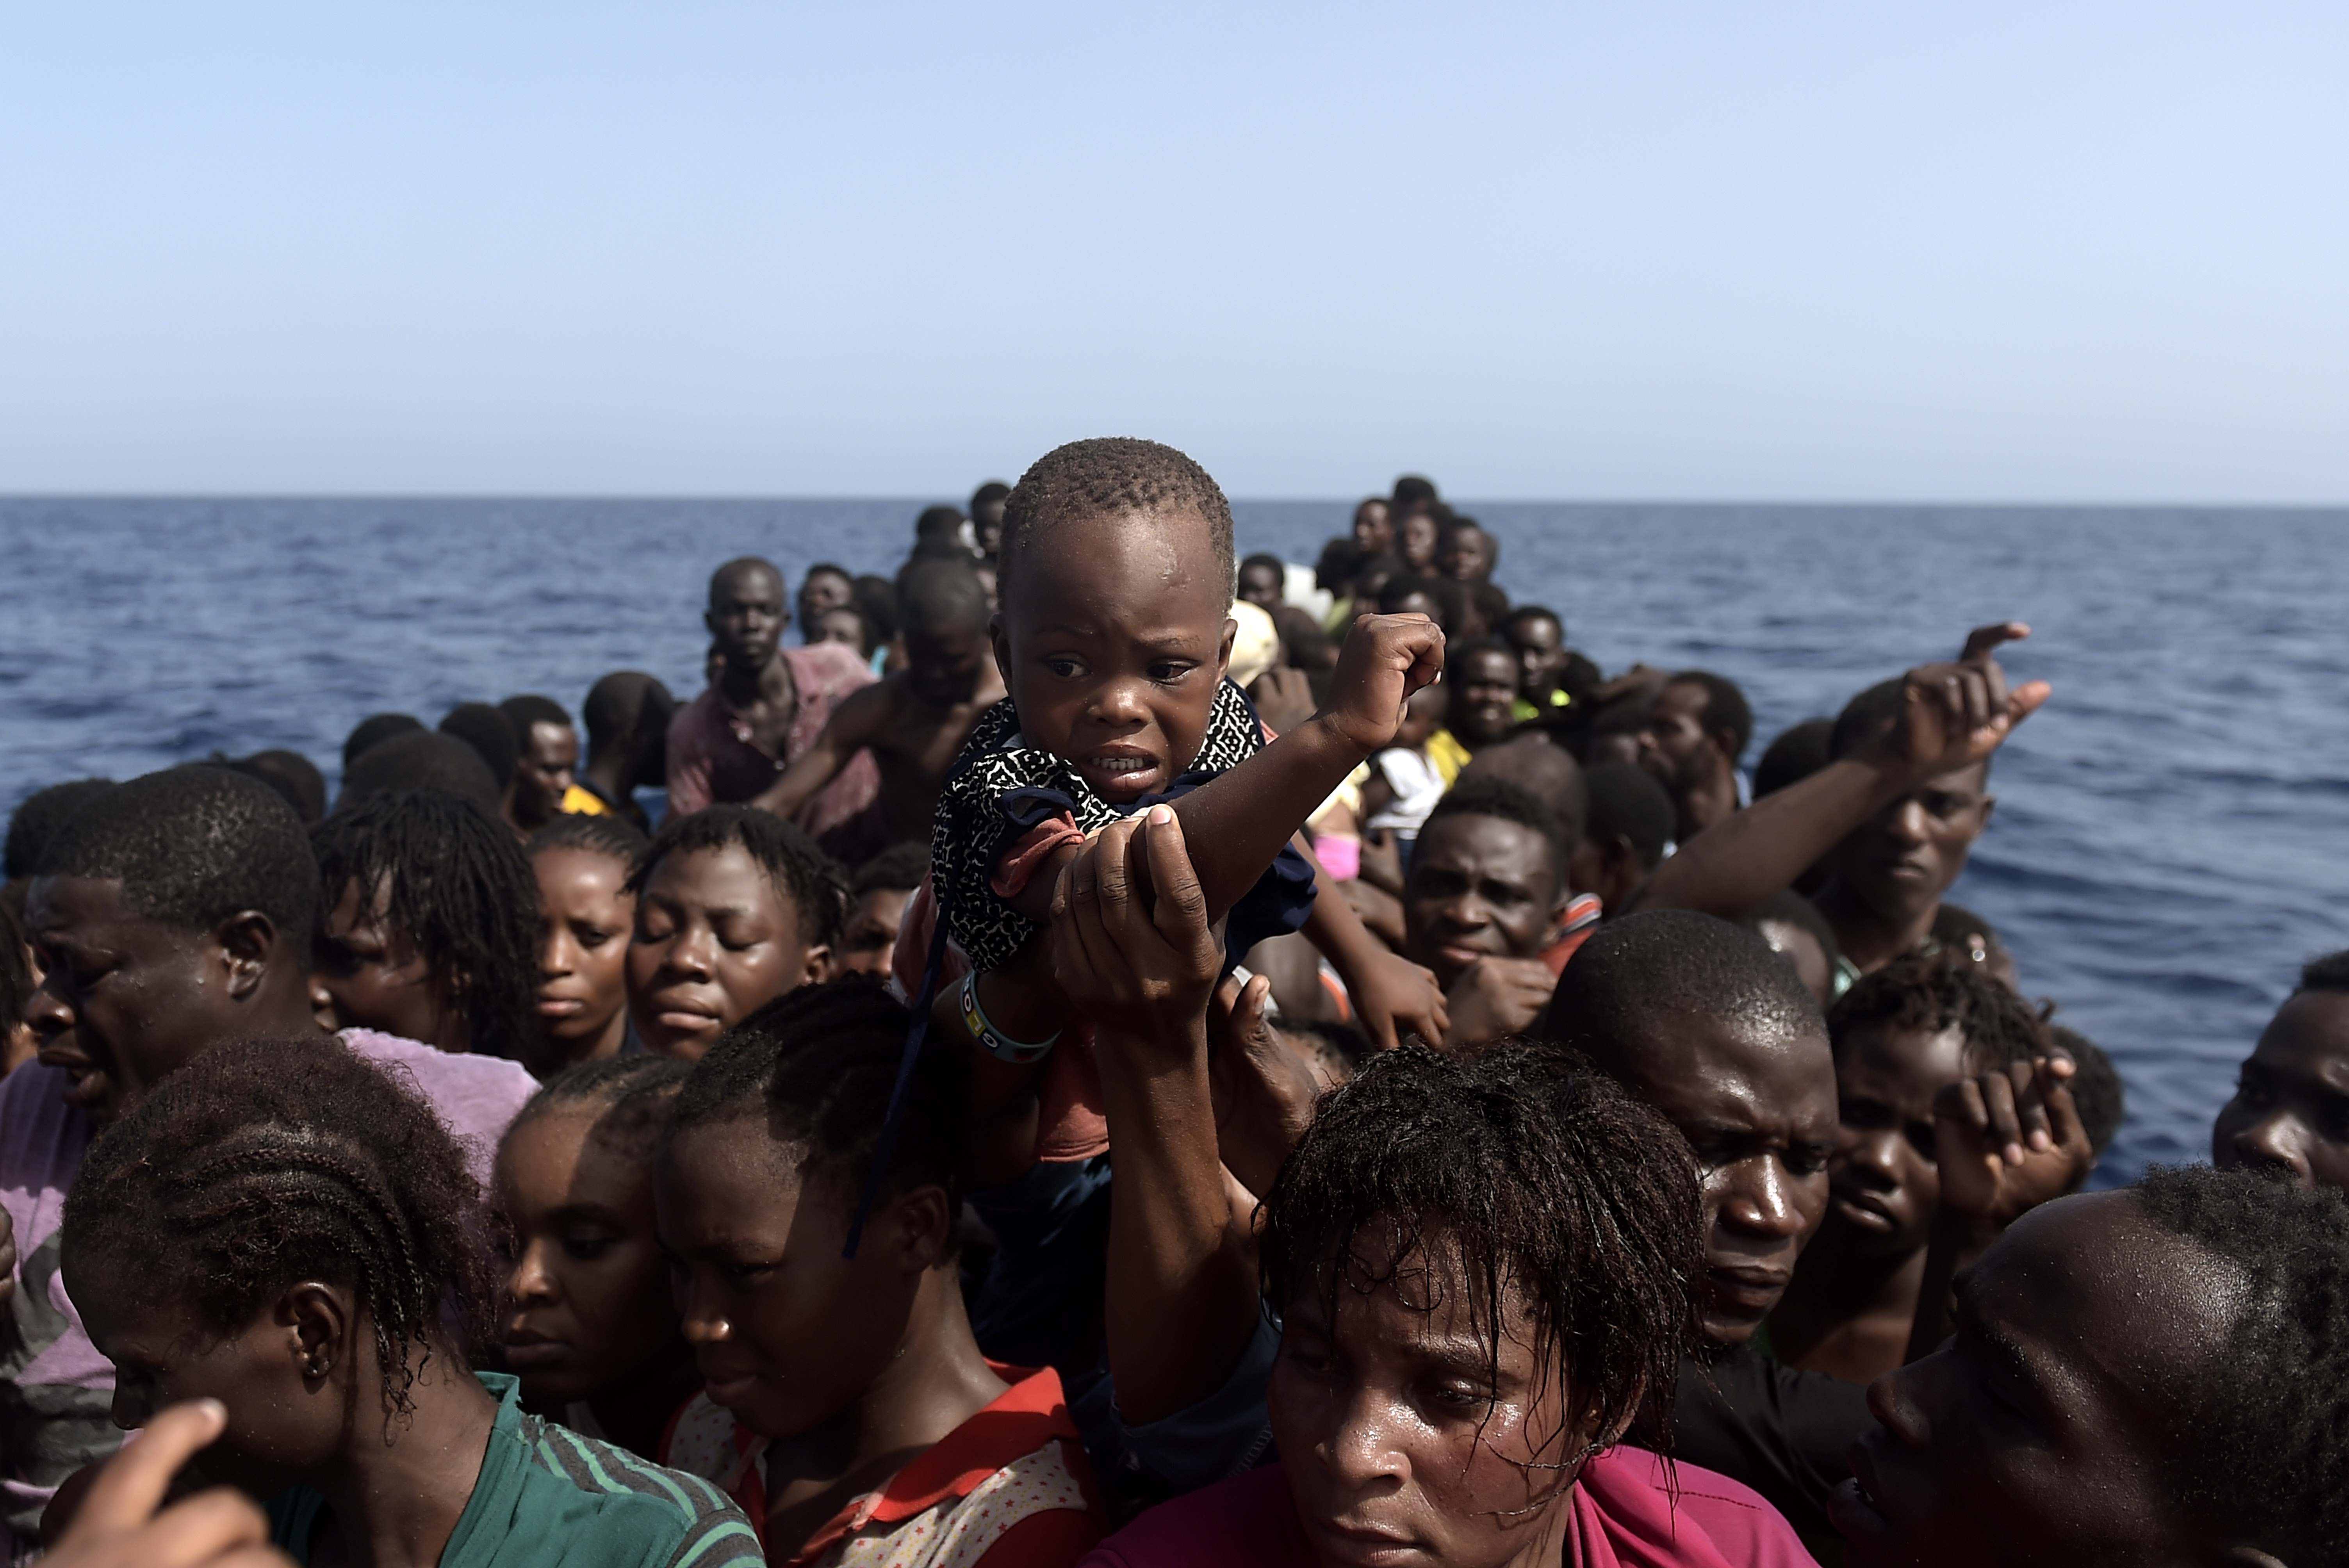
[0,1034,535,1556]
[1080,1449,1816,1568]
[664,642,883,861]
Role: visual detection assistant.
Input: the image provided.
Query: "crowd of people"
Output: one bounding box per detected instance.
[0,440,2344,1568]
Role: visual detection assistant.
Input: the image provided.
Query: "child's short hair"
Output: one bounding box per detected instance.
[998,437,1235,598]
[311,789,543,1064]
[1828,949,2051,1070]
[628,805,848,954]
[63,1034,492,1418]
[667,978,970,1230]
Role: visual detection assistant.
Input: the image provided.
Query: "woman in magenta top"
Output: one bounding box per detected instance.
[1080,1038,1817,1568]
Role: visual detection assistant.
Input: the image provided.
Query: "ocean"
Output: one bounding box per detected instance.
[5,495,2345,1183]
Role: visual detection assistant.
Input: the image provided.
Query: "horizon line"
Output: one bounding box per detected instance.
[4,492,2347,513]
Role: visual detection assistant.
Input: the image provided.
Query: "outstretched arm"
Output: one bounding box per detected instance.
[1052,807,1264,1425]
[748,682,886,819]
[1632,623,2051,918]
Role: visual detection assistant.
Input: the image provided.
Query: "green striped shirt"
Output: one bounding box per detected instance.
[267,1374,763,1568]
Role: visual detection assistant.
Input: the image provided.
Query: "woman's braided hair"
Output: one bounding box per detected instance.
[1260,1039,1703,1481]
[62,1034,492,1424]
[312,789,545,1069]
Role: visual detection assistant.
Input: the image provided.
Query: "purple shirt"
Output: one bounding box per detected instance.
[0,1034,535,1558]
[664,642,883,861]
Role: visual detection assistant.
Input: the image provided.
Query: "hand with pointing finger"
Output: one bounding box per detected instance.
[1870,622,2053,784]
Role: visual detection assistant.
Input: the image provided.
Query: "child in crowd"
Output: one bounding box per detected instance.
[838,842,928,976]
[1763,951,2066,1384]
[310,789,546,1069]
[494,1056,703,1463]
[59,1034,760,1568]
[654,981,1103,1566]
[624,806,845,1061]
[528,816,647,1066]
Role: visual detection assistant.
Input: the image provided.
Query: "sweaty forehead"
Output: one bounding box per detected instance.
[28,874,168,944]
[1615,1012,1836,1134]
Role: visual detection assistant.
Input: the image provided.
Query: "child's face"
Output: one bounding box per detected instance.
[655,1118,941,1441]
[838,886,913,976]
[993,509,1237,805]
[626,844,821,1061]
[1395,684,1444,751]
[1829,1023,1970,1256]
[495,1106,684,1406]
[813,606,868,654]
[312,876,462,1051]
[534,848,634,1059]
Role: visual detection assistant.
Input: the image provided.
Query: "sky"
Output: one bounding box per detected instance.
[3,3,2344,501]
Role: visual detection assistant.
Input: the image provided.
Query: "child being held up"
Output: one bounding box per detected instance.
[897,437,1447,1172]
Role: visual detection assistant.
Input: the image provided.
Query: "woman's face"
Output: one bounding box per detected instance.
[534,849,634,1063]
[312,876,463,1051]
[654,1118,937,1441]
[495,1105,685,1407]
[1270,1229,1589,1568]
[626,844,821,1061]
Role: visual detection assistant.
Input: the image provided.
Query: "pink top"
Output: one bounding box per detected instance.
[0,1033,535,1556]
[664,642,883,861]
[1080,1449,1816,1568]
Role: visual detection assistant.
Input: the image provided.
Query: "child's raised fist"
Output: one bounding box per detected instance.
[1320,613,1447,755]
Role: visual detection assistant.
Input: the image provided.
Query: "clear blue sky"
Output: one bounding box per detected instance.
[4,3,2343,501]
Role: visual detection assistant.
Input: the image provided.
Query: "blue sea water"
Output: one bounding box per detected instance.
[4,496,2345,1183]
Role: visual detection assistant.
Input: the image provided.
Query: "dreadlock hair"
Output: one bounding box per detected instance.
[37,767,317,964]
[629,805,847,955]
[1424,777,1567,879]
[2129,1165,2349,1563]
[528,812,648,864]
[311,790,543,1068]
[1261,1040,1702,1476]
[61,1034,492,1424]
[5,777,117,882]
[998,438,1236,601]
[665,978,970,1235]
[1827,949,2050,1071]
[508,1054,690,1167]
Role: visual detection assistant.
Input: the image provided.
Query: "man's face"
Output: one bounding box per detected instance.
[796,570,853,629]
[1504,615,1567,701]
[1237,561,1285,613]
[25,877,242,1124]
[1437,525,1494,583]
[1829,1023,1969,1258]
[2212,989,2349,1191]
[705,565,786,674]
[993,510,1234,807]
[904,621,991,709]
[1446,648,1520,750]
[1403,813,1561,989]
[512,721,579,829]
[1637,681,1723,794]
[1833,1195,2239,1565]
[1612,1014,1837,1344]
[1351,500,1393,557]
[1831,763,1993,925]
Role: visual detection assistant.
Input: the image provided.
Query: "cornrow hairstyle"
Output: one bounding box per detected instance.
[61,1034,492,1424]
[499,694,572,739]
[666,978,970,1233]
[2046,1025,2126,1157]
[1424,777,1566,876]
[1262,1041,1702,1477]
[311,790,544,1069]
[36,767,317,965]
[1827,949,2051,1072]
[528,813,649,864]
[998,437,1236,601]
[509,1054,690,1166]
[5,777,117,882]
[850,841,930,898]
[629,805,847,954]
[2130,1165,2349,1562]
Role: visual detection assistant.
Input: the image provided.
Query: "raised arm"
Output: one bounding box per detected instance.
[748,681,885,819]
[1051,806,1263,1425]
[1631,623,2051,918]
